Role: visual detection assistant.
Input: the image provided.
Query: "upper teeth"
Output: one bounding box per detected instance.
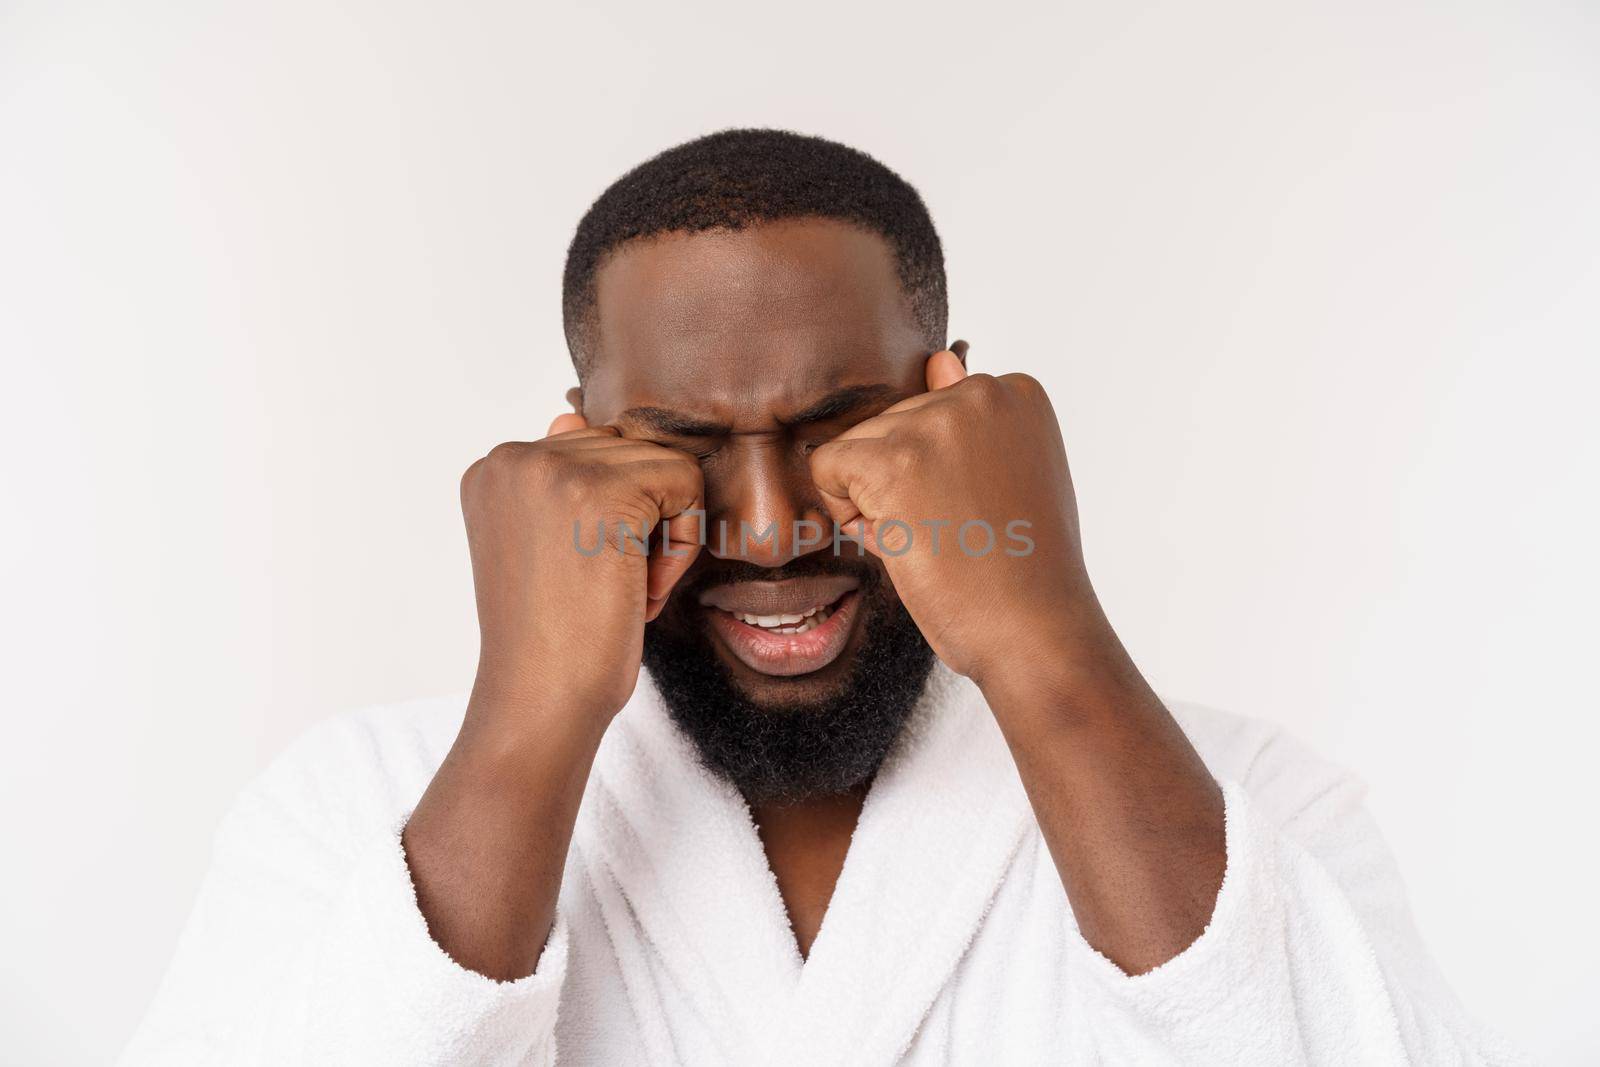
[734,604,833,634]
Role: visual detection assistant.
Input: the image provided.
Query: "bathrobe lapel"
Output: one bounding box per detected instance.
[581,683,802,1064]
[779,671,1034,1066]
[581,668,1034,1067]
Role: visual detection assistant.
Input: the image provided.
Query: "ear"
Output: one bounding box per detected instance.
[950,339,970,367]
[564,386,584,415]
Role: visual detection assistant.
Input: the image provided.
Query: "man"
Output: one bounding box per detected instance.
[124,129,1513,1065]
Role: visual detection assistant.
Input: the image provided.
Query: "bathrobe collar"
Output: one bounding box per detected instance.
[579,665,1034,1066]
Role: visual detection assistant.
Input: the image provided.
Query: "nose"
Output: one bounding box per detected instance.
[703,438,832,568]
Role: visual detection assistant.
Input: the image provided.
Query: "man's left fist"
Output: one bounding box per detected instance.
[809,349,1096,688]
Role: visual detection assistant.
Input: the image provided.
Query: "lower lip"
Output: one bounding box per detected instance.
[706,592,861,677]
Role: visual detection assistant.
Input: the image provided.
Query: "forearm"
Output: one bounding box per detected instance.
[402,684,608,981]
[981,604,1225,975]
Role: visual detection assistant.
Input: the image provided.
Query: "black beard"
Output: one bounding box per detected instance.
[641,560,937,804]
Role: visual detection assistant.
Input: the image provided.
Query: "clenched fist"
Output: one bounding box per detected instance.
[461,414,705,723]
[809,350,1095,691]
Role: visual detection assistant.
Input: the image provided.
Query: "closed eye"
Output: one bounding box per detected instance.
[647,436,721,460]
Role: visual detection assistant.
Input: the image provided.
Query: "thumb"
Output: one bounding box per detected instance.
[546,411,588,437]
[925,348,968,391]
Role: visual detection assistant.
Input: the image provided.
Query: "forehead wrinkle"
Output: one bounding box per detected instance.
[714,369,836,432]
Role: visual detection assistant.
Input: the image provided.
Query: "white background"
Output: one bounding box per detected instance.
[3,1,1597,1062]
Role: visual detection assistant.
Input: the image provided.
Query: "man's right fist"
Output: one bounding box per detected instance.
[459,413,704,724]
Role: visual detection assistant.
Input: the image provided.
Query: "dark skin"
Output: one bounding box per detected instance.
[403,218,1224,975]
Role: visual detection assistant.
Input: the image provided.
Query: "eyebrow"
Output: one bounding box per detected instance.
[617,407,731,437]
[618,384,897,438]
[782,383,896,427]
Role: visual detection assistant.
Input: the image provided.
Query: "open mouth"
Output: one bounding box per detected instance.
[725,600,839,635]
[696,576,863,678]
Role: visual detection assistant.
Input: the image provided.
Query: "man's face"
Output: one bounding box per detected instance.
[580,217,939,798]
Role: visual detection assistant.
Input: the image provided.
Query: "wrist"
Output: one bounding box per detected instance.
[973,602,1155,737]
[461,675,615,769]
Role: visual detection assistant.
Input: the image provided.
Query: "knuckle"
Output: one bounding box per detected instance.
[888,443,921,478]
[485,441,586,501]
[952,372,1000,413]
[485,440,527,467]
[545,459,591,503]
[1000,371,1043,396]
[958,372,1011,416]
[965,371,1001,396]
[459,457,486,494]
[1002,371,1055,418]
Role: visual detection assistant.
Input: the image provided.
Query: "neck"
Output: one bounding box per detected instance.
[749,786,868,960]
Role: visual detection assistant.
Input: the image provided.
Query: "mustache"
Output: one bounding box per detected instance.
[676,551,879,601]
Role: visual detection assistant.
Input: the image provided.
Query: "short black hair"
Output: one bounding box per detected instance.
[562,128,947,380]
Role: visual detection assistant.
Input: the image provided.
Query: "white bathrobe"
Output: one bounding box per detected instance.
[122,668,1518,1065]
